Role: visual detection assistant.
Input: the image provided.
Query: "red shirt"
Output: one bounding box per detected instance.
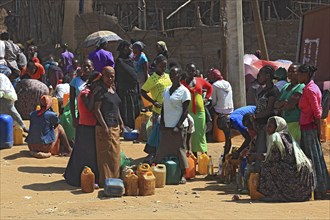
[299,80,322,129]
[21,62,45,80]
[78,88,97,126]
[181,77,213,114]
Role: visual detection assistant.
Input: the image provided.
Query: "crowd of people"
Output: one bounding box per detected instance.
[0,31,329,201]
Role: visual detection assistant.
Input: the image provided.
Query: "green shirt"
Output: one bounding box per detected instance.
[141,73,172,114]
[279,83,305,123]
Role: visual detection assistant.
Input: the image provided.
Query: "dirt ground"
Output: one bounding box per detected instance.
[1,133,330,220]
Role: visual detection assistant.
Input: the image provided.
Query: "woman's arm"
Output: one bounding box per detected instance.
[143,61,149,80]
[94,101,109,135]
[141,89,161,108]
[175,100,190,128]
[201,78,213,100]
[280,92,302,111]
[160,105,165,127]
[69,86,78,128]
[118,108,125,134]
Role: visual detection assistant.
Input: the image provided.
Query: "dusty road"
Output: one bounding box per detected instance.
[1,135,329,220]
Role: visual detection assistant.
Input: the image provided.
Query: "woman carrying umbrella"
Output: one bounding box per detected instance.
[88,37,115,73]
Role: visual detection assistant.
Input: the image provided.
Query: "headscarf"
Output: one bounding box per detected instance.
[132,41,145,50]
[265,116,313,172]
[117,40,131,52]
[274,67,287,81]
[157,41,168,52]
[37,95,53,116]
[208,68,223,81]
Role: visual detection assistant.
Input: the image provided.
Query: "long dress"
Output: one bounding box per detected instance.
[115,56,141,129]
[64,88,99,187]
[258,116,314,202]
[181,78,212,153]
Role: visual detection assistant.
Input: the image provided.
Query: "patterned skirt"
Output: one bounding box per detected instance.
[300,129,329,197]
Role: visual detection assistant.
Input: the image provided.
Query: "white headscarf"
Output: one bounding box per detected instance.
[266,116,313,172]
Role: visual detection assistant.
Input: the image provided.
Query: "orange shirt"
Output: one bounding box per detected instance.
[22,63,45,80]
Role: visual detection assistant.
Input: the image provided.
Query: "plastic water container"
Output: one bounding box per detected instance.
[249,173,263,200]
[0,114,13,149]
[163,157,181,185]
[151,164,166,188]
[327,124,330,141]
[138,171,156,196]
[135,111,152,141]
[213,114,225,142]
[124,172,139,196]
[217,154,224,176]
[63,93,70,106]
[320,119,327,142]
[104,178,124,197]
[13,126,23,145]
[198,153,209,175]
[137,163,151,177]
[81,166,95,193]
[51,97,59,115]
[141,92,153,108]
[186,154,197,179]
[121,166,134,181]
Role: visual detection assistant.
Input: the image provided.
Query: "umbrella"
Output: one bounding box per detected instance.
[82,30,122,48]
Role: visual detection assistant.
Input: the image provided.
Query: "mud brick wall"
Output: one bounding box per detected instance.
[75,14,300,74]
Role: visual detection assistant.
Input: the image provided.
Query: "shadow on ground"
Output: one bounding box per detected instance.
[18,166,65,174]
[3,150,31,160]
[23,180,78,191]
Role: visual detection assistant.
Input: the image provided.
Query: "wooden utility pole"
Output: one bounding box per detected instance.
[225,0,246,107]
[251,0,269,60]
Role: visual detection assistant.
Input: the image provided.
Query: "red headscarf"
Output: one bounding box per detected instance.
[37,95,53,116]
[208,68,223,81]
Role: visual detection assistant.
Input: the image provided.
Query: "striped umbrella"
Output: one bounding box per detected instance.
[82,30,122,48]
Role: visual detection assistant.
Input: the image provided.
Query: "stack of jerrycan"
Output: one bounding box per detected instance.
[135,111,152,142]
[137,163,156,196]
[162,157,181,185]
[198,153,209,175]
[186,153,197,179]
[151,164,166,188]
